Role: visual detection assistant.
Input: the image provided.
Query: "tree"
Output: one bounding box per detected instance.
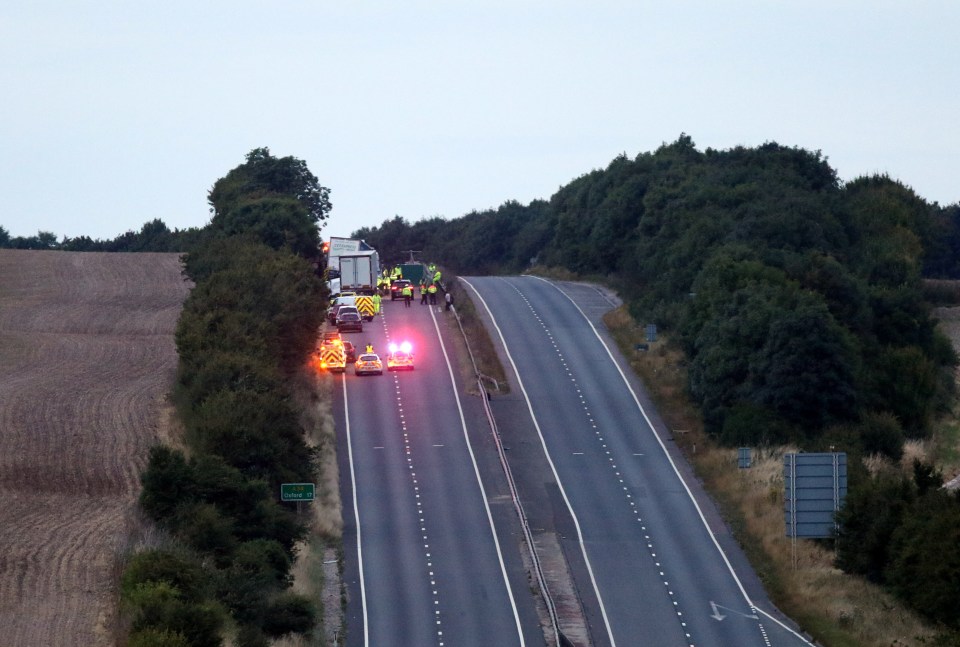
[886,490,960,628]
[864,345,939,437]
[208,147,331,227]
[749,296,858,429]
[213,196,319,258]
[835,473,914,582]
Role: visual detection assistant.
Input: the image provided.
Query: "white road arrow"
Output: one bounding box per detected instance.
[710,601,726,621]
[710,601,759,621]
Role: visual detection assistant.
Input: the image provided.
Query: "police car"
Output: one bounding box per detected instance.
[386,341,415,371]
[354,353,383,376]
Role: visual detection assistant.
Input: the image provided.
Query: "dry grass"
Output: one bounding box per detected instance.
[448,277,510,394]
[283,367,345,646]
[602,304,946,647]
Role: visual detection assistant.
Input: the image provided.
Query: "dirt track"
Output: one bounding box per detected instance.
[0,250,189,647]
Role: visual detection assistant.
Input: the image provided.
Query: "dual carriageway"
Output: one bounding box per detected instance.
[330,276,814,646]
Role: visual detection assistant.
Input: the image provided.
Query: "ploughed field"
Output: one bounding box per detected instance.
[0,250,189,646]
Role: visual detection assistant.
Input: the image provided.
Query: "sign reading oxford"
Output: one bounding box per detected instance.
[280,482,316,502]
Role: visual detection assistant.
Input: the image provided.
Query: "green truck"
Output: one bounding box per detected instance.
[398,263,425,284]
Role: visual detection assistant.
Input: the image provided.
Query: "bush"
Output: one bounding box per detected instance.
[835,473,914,582]
[140,446,196,522]
[126,581,225,647]
[235,624,270,647]
[121,549,208,603]
[127,627,190,647]
[887,491,960,628]
[858,411,905,460]
[172,502,237,565]
[261,591,316,637]
[215,540,293,625]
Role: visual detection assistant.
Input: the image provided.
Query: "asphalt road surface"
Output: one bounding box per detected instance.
[334,296,544,647]
[463,276,814,647]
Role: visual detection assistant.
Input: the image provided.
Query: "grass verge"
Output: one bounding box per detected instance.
[277,367,344,646]
[446,277,509,394]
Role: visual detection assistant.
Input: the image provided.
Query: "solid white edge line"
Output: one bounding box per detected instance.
[533,275,813,645]
[342,373,370,646]
[462,277,618,647]
[428,301,526,646]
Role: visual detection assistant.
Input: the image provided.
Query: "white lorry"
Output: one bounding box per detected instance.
[338,250,380,295]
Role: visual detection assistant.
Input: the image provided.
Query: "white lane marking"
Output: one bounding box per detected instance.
[427,299,526,645]
[341,374,369,646]
[513,273,693,637]
[388,357,446,644]
[535,275,811,646]
[462,277,616,647]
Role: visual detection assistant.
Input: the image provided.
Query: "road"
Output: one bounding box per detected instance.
[334,295,544,647]
[463,276,814,647]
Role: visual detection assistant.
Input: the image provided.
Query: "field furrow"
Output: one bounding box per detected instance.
[0,250,190,646]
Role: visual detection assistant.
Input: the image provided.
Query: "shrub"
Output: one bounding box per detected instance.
[172,502,237,565]
[140,446,197,523]
[261,591,316,637]
[858,411,905,460]
[887,491,960,628]
[126,581,225,647]
[127,627,190,647]
[835,473,914,583]
[121,549,208,603]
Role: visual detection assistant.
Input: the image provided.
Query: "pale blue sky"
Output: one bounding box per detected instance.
[2,1,957,241]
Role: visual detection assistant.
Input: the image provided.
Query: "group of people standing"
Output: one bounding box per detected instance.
[379,263,453,311]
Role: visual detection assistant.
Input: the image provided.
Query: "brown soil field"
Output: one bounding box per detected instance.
[0,250,190,647]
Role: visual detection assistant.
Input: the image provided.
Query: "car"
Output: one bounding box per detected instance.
[342,340,356,363]
[386,341,415,371]
[327,304,346,325]
[354,353,383,375]
[331,294,357,309]
[390,279,413,301]
[337,310,363,333]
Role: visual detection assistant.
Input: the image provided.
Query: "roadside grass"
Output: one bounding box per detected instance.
[930,304,960,481]
[280,367,344,646]
[446,277,509,394]
[601,304,944,647]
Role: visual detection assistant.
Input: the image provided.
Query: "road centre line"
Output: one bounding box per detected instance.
[536,276,812,645]
[426,299,526,645]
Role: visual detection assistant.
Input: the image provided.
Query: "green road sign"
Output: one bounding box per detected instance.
[281,482,315,502]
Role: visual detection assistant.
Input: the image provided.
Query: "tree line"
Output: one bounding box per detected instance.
[123,148,330,647]
[0,218,205,252]
[354,135,960,632]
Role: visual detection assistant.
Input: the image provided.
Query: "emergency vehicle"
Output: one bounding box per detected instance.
[386,341,415,371]
[316,335,347,372]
